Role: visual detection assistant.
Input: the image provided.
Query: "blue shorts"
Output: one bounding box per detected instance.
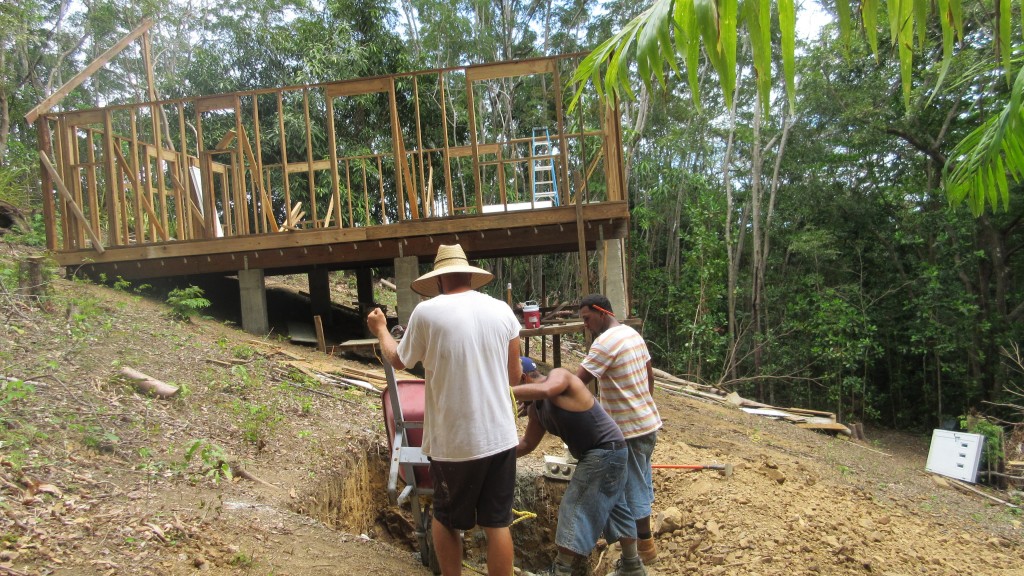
[556,445,636,555]
[624,431,657,520]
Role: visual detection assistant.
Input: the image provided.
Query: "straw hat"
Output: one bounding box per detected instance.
[410,244,494,297]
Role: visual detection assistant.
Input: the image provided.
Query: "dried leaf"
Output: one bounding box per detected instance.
[37,483,63,498]
[146,523,167,542]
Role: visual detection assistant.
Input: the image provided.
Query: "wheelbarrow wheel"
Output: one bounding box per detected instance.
[421,519,441,574]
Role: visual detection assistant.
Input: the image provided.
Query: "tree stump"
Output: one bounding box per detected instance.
[18,256,47,298]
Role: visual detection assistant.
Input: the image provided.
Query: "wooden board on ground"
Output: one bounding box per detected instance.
[796,422,852,435]
[334,338,381,352]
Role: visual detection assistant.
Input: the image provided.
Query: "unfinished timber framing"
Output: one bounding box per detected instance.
[34,45,632,328]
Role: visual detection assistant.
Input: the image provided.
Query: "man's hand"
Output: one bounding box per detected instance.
[367,307,404,370]
[367,307,388,337]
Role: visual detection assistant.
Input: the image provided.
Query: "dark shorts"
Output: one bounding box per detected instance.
[430,448,516,531]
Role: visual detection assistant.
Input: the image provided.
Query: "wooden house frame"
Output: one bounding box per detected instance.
[30,24,632,333]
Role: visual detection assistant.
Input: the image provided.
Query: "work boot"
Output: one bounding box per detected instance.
[607,556,647,576]
[637,536,658,564]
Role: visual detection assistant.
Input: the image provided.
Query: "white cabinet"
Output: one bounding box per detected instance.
[925,429,985,483]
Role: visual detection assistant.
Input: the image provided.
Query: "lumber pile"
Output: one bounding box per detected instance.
[241,338,416,393]
[653,369,852,437]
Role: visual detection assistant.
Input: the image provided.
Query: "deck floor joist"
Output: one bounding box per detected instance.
[57,202,629,280]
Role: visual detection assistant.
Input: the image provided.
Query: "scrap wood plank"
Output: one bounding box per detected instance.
[783,406,837,417]
[333,364,389,382]
[796,422,852,436]
[783,406,837,422]
[667,383,733,401]
[334,376,379,393]
[948,478,1021,509]
[656,384,725,405]
[652,368,720,391]
[280,361,382,392]
[334,338,381,352]
[244,339,305,360]
[741,407,801,419]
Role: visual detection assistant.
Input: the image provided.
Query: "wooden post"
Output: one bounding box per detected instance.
[36,118,56,250]
[313,315,327,353]
[303,88,317,227]
[102,110,121,246]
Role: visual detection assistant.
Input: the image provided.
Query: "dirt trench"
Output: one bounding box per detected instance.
[293,445,596,574]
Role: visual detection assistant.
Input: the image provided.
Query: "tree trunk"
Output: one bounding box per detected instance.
[723,71,744,383]
[750,93,765,400]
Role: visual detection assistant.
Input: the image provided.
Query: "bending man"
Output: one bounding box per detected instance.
[515,357,647,576]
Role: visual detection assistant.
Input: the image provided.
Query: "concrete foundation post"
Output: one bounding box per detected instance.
[238,268,269,335]
[394,255,420,326]
[598,238,628,319]
[308,268,332,327]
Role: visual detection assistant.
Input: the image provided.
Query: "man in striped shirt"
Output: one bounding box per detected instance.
[575,294,662,564]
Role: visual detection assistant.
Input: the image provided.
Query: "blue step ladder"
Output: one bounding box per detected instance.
[531,127,559,206]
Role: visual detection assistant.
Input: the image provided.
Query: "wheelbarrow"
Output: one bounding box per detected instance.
[381,362,440,573]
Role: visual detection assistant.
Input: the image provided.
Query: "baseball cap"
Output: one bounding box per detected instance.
[520,356,538,374]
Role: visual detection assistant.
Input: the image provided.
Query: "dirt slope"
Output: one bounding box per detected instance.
[1,245,1022,576]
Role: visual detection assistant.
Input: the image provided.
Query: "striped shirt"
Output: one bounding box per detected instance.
[580,324,662,439]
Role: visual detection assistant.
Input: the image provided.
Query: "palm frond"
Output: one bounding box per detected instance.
[944,65,1024,215]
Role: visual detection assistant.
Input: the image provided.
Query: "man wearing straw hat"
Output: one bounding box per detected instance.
[367,244,522,576]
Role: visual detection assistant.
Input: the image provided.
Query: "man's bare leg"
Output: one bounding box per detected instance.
[482,526,513,576]
[433,521,463,575]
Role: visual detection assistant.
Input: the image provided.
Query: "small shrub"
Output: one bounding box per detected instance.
[229,551,254,567]
[231,344,256,360]
[6,214,47,247]
[960,414,1005,470]
[233,401,282,448]
[184,439,232,483]
[165,286,210,322]
[230,364,260,389]
[0,379,35,407]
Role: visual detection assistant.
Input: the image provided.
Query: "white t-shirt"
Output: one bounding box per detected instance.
[397,290,520,461]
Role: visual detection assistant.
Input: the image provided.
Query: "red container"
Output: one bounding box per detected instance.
[523,301,541,328]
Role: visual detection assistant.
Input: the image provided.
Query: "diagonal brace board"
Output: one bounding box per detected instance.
[39,151,105,254]
[25,19,154,124]
[112,146,169,241]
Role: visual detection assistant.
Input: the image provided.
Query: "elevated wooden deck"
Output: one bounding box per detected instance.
[35,54,628,280]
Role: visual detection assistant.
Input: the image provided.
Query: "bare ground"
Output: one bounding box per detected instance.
[1,243,1022,576]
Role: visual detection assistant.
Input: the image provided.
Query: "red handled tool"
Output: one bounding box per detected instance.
[653,463,733,476]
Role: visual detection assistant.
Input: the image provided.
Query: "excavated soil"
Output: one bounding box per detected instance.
[1,244,1022,576]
